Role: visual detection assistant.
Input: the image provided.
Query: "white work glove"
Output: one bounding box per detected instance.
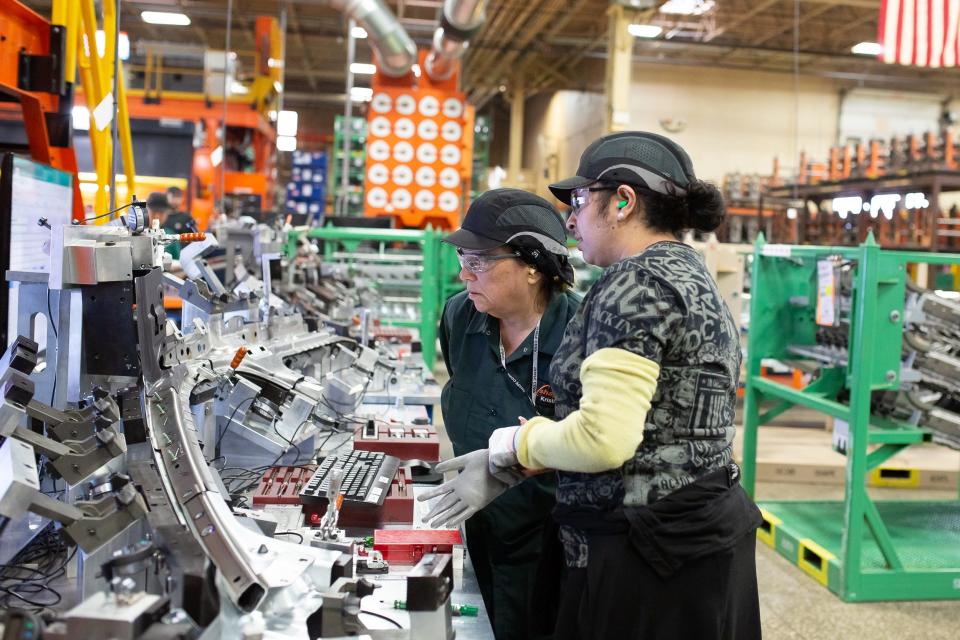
[487,425,523,481]
[417,449,520,528]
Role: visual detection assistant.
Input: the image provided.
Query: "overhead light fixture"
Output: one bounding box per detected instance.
[141,11,191,26]
[659,0,715,16]
[832,196,863,219]
[276,135,297,152]
[72,106,90,131]
[350,62,377,75]
[852,42,883,56]
[351,26,368,39]
[627,24,663,38]
[350,87,373,102]
[277,110,298,137]
[904,192,930,209]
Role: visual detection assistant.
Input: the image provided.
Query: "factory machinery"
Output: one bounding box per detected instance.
[0,203,462,639]
[741,232,960,602]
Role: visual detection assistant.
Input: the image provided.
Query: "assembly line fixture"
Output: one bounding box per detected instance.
[285,226,448,368]
[741,231,960,601]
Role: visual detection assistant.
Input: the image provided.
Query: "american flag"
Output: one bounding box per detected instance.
[879,0,960,67]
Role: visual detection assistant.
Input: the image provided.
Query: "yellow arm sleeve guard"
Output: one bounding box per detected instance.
[516,347,659,473]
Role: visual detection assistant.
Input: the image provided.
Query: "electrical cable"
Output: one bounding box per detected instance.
[359,610,403,629]
[213,395,258,459]
[84,200,136,223]
[271,414,304,465]
[45,289,59,404]
[0,530,74,614]
[272,531,304,543]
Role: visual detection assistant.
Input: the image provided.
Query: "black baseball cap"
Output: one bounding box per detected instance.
[444,188,568,256]
[549,131,697,205]
[146,192,171,211]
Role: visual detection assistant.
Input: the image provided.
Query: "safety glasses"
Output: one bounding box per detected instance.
[456,248,520,273]
[570,186,616,215]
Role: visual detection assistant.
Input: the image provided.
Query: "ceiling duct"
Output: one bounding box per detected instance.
[328,0,417,76]
[424,0,488,82]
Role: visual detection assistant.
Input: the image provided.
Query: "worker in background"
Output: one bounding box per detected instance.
[146,192,171,227]
[166,185,185,214]
[164,186,198,234]
[422,133,762,639]
[428,189,579,640]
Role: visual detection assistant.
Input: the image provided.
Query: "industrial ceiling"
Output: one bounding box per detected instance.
[19,1,960,110]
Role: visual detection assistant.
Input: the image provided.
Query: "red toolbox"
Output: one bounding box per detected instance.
[353,422,440,461]
[251,465,317,506]
[373,529,463,565]
[302,467,414,527]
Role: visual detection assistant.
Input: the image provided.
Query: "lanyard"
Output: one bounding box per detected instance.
[498,319,540,406]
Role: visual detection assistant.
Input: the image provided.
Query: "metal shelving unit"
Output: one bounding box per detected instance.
[741,232,960,601]
[331,115,367,216]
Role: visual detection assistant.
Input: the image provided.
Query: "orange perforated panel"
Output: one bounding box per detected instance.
[363,52,470,230]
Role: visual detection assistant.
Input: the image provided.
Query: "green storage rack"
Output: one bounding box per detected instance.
[741,231,960,602]
[331,115,367,216]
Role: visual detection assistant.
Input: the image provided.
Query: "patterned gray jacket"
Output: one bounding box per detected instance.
[549,240,742,567]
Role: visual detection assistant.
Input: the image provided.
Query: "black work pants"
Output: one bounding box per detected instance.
[553,530,761,640]
[465,495,555,640]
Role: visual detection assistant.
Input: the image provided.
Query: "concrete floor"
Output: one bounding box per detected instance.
[754,481,960,640]
[431,369,960,639]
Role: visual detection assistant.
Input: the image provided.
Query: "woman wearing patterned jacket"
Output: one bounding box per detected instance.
[420,131,762,639]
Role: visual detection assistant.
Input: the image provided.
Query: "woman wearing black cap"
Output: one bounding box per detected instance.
[425,133,762,639]
[420,188,579,640]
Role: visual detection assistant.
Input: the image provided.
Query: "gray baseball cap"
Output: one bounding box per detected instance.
[549,131,697,205]
[444,188,568,256]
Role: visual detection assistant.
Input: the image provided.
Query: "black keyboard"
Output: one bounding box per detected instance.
[299,450,400,507]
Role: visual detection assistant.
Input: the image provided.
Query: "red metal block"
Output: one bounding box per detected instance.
[373,528,462,565]
[251,465,317,506]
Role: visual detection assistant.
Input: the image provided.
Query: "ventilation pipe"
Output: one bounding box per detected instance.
[424,0,488,82]
[328,0,417,76]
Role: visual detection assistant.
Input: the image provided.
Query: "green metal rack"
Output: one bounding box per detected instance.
[331,115,367,215]
[470,115,491,201]
[741,232,960,602]
[287,226,459,368]
[439,241,465,304]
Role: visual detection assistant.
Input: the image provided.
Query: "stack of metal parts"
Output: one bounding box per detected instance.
[0,212,455,639]
[327,250,424,323]
[890,283,960,449]
[786,264,960,449]
[279,233,385,335]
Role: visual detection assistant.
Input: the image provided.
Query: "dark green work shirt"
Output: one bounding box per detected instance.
[439,289,579,538]
[440,290,579,639]
[439,289,580,456]
[162,212,197,260]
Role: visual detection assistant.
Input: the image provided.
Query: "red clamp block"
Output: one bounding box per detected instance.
[251,465,317,506]
[373,528,463,565]
[354,424,440,461]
